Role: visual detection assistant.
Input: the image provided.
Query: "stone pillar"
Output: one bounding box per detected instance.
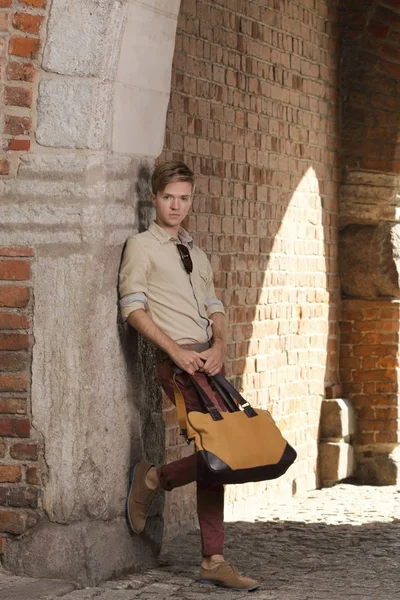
[339,1,400,484]
[0,0,181,586]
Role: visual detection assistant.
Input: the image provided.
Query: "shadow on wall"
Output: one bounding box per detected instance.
[155,0,343,500]
[338,1,400,479]
[160,512,400,598]
[117,162,165,544]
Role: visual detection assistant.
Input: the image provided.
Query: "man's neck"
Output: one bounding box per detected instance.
[154,218,180,238]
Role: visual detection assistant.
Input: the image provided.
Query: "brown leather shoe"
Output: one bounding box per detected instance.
[126,462,158,534]
[199,561,259,591]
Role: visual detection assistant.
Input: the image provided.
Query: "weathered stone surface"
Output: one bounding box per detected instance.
[36,79,113,149]
[42,0,126,78]
[339,223,400,299]
[111,0,180,156]
[1,154,164,583]
[116,0,179,93]
[0,579,76,600]
[0,154,145,246]
[320,398,355,442]
[3,518,160,587]
[356,446,400,486]
[319,442,354,487]
[112,83,171,157]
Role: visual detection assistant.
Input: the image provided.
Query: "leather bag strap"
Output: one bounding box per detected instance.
[173,369,257,437]
[212,373,257,417]
[172,373,189,438]
[173,371,223,439]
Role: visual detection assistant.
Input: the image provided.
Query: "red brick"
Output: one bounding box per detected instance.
[12,12,43,35]
[0,158,10,176]
[0,248,33,258]
[0,11,7,30]
[10,443,37,460]
[0,417,29,437]
[8,139,31,152]
[4,116,31,136]
[25,466,38,485]
[367,21,389,38]
[0,333,29,350]
[0,536,5,554]
[0,0,12,6]
[0,374,27,392]
[7,486,38,508]
[0,352,29,372]
[0,510,26,534]
[6,62,36,82]
[0,466,21,483]
[0,260,30,281]
[0,287,30,308]
[9,36,40,58]
[0,314,29,330]
[0,398,27,414]
[5,86,33,108]
[18,0,46,6]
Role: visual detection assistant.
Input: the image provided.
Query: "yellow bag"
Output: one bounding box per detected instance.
[173,372,296,485]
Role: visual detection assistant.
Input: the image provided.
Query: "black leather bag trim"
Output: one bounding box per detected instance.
[196,443,297,485]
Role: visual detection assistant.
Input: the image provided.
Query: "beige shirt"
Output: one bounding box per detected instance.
[119,221,225,345]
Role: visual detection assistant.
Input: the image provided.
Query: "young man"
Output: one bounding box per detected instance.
[119,162,259,591]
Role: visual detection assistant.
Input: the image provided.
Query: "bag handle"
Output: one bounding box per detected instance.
[172,368,255,438]
[212,373,257,418]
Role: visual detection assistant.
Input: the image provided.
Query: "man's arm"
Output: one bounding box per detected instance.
[128,309,205,375]
[199,312,226,376]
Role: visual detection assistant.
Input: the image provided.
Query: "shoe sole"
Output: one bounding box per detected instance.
[199,580,259,592]
[125,464,141,535]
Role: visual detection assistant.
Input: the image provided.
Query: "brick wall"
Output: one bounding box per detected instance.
[0,247,40,552]
[0,0,46,177]
[160,0,340,533]
[340,299,399,453]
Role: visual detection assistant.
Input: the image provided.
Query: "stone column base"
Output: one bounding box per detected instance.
[355,445,400,486]
[3,512,163,586]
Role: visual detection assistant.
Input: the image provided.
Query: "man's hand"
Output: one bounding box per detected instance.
[199,340,224,376]
[169,347,205,375]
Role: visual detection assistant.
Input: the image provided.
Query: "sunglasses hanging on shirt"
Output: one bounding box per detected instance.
[176,243,193,274]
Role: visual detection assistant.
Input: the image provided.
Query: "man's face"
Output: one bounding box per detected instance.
[152,180,193,229]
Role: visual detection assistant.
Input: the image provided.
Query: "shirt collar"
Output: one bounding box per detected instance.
[148,221,193,247]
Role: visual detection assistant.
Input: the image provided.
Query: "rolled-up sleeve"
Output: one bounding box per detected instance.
[205,260,225,318]
[119,237,150,321]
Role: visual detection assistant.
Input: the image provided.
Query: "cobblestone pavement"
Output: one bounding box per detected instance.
[0,484,399,600]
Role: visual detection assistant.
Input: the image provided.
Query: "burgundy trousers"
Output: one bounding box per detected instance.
[156,358,227,557]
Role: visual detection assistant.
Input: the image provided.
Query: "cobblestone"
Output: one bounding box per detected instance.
[0,484,399,599]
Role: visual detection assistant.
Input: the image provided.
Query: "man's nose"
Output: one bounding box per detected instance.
[171,197,179,209]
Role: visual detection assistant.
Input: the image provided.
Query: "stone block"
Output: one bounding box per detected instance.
[0,579,76,600]
[320,398,355,442]
[42,0,125,78]
[319,442,354,487]
[116,0,180,93]
[112,82,170,156]
[356,446,400,486]
[3,517,161,586]
[339,223,400,299]
[36,79,113,150]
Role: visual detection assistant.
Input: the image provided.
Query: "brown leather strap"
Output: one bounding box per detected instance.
[173,373,189,437]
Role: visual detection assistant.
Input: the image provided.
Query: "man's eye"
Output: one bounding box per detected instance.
[181,197,189,202]
[163,195,170,200]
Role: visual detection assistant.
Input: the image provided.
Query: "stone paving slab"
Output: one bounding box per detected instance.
[0,484,399,599]
[0,579,76,599]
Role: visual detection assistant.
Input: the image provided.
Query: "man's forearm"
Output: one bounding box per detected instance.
[127,309,180,357]
[210,312,226,348]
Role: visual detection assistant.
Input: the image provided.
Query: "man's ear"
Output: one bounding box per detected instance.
[151,193,156,207]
